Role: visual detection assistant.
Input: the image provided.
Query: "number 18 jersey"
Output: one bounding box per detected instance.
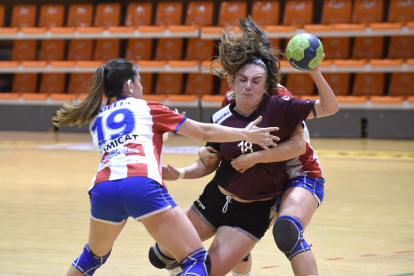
[89,97,186,189]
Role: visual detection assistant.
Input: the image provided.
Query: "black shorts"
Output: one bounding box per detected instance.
[191,181,277,242]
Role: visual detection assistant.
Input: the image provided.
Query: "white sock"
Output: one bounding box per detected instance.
[232,270,251,276]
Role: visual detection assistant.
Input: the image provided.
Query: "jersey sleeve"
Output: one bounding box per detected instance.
[147,101,187,133]
[221,90,236,108]
[275,85,293,97]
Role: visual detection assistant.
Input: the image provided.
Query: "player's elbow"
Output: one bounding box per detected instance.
[321,102,339,117]
[330,102,340,115]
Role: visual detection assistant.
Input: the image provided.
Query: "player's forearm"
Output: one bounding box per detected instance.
[249,136,305,164]
[244,123,306,164]
[178,119,249,142]
[309,71,339,118]
[183,159,218,179]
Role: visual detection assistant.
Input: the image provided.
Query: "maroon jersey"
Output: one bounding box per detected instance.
[222,86,323,181]
[208,95,315,200]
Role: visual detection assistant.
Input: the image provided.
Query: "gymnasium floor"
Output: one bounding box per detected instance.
[0,131,413,276]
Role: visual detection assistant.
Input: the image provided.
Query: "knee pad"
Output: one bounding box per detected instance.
[180,248,211,276]
[273,216,311,260]
[241,252,251,263]
[148,243,181,270]
[72,244,111,276]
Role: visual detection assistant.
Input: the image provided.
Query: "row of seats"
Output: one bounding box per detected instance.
[8,36,414,63]
[1,0,413,29]
[4,72,413,97]
[10,38,214,62]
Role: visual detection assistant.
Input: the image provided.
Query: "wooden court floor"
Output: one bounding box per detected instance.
[0,131,413,276]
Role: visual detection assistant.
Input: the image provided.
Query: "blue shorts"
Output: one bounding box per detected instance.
[89,176,177,224]
[276,176,325,213]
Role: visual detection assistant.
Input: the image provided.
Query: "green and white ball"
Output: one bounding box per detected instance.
[286,33,324,71]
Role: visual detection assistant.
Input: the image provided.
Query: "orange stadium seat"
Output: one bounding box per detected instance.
[67,4,94,27]
[283,0,313,26]
[39,4,65,27]
[155,39,183,60]
[94,40,120,61]
[39,73,66,93]
[352,37,384,59]
[352,0,384,23]
[67,73,93,94]
[285,74,314,96]
[320,0,352,24]
[352,73,385,96]
[39,40,65,61]
[251,1,280,26]
[387,36,414,59]
[125,3,153,26]
[94,3,121,27]
[185,73,214,95]
[0,5,4,27]
[321,37,350,59]
[218,2,248,26]
[185,38,214,60]
[140,73,153,94]
[219,78,231,94]
[154,2,183,26]
[388,73,414,96]
[155,73,183,95]
[12,73,38,93]
[387,0,414,23]
[185,2,214,26]
[11,40,37,61]
[323,73,350,96]
[11,5,37,27]
[126,39,153,60]
[67,40,94,61]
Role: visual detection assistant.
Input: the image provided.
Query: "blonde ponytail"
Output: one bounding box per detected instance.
[53,66,105,127]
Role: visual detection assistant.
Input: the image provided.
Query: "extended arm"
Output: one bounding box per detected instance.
[177,116,280,150]
[307,55,339,120]
[231,123,306,173]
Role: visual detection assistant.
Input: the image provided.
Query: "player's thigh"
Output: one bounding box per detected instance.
[279,187,318,228]
[141,206,203,262]
[88,218,127,256]
[208,226,256,276]
[184,206,216,241]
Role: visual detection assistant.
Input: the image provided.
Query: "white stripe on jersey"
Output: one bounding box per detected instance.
[212,105,232,125]
[285,122,323,179]
[89,97,184,188]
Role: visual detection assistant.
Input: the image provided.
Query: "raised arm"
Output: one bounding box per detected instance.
[230,123,306,173]
[307,55,339,120]
[177,116,280,150]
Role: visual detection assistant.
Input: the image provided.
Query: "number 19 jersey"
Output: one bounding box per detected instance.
[89,97,186,189]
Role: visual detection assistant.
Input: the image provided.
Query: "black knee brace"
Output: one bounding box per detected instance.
[148,243,180,270]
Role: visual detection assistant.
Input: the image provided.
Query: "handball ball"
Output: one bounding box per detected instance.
[286,33,324,71]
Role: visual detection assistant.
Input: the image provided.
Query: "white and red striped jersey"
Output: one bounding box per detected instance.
[89,96,186,189]
[221,85,323,180]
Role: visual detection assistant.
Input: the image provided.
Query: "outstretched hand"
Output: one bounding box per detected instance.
[244,116,280,150]
[162,164,180,181]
